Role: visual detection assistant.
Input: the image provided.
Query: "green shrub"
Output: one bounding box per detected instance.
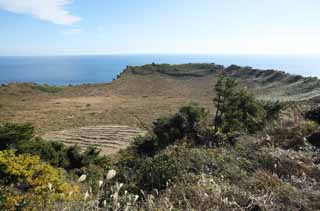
[0,123,34,150]
[36,84,63,93]
[65,145,105,169]
[262,100,285,122]
[153,116,184,146]
[136,104,207,155]
[170,145,218,174]
[138,154,178,191]
[226,64,241,71]
[17,138,69,167]
[133,136,157,156]
[0,123,106,172]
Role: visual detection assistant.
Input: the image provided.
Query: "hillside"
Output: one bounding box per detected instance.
[0,63,319,154]
[1,63,320,210]
[124,63,320,101]
[1,69,320,210]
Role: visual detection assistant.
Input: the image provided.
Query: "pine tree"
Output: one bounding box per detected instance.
[213,76,266,134]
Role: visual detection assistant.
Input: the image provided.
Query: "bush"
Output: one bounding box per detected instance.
[0,123,34,150]
[0,150,73,191]
[170,145,218,174]
[253,170,296,195]
[0,150,79,210]
[262,100,285,122]
[17,138,69,167]
[65,146,106,170]
[305,107,320,124]
[36,84,63,93]
[132,135,157,156]
[138,154,178,191]
[269,121,318,150]
[0,123,107,173]
[136,104,207,155]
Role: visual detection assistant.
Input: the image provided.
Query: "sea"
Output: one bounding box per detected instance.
[0,54,319,85]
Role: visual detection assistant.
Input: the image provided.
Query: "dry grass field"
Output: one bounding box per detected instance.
[1,63,319,154]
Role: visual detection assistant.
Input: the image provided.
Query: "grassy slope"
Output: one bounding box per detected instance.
[0,63,319,135]
[125,63,320,101]
[1,63,320,210]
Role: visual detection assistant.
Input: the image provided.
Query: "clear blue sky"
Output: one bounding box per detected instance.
[0,0,320,56]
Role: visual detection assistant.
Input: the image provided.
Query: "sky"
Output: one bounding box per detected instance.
[0,0,320,56]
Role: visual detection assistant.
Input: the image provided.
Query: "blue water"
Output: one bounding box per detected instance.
[0,55,319,85]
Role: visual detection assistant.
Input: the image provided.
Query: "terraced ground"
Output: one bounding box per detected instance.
[43,125,146,155]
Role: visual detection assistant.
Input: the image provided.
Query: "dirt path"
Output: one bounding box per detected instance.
[43,125,146,155]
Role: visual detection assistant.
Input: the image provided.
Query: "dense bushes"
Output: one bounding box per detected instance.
[0,123,34,150]
[17,138,69,167]
[138,154,178,191]
[153,104,207,143]
[135,104,207,155]
[116,145,218,194]
[0,150,74,193]
[0,123,109,209]
[0,150,79,210]
[0,123,106,171]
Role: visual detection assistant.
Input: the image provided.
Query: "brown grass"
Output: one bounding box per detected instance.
[0,64,319,154]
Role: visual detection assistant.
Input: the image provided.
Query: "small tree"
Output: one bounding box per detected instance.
[213,76,240,133]
[213,76,266,134]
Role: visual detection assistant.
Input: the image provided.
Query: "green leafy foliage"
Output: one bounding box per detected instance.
[153,104,207,141]
[0,122,109,209]
[213,76,272,135]
[138,154,178,191]
[135,104,207,155]
[0,123,106,171]
[0,150,79,211]
[0,123,34,150]
[65,145,105,169]
[17,138,69,167]
[262,100,285,122]
[36,84,63,93]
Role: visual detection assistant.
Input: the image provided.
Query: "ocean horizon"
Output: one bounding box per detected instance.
[0,54,319,85]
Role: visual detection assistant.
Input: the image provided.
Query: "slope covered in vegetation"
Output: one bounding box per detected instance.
[124,63,320,101]
[1,63,319,138]
[1,75,320,210]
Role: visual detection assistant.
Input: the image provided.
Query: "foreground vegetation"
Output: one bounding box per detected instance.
[1,76,320,210]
